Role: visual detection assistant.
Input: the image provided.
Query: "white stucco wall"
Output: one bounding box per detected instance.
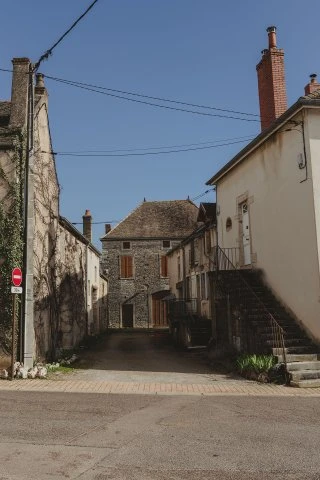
[86,246,101,334]
[215,108,320,341]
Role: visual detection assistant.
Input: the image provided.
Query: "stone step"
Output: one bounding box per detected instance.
[267,338,312,347]
[287,361,320,372]
[290,378,320,388]
[273,346,316,355]
[290,370,320,381]
[277,353,319,363]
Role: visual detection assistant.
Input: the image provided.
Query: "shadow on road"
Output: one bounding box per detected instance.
[71,330,240,381]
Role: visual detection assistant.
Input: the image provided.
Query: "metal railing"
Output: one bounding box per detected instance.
[214,246,287,370]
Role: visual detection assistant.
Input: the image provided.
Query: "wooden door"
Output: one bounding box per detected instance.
[122,304,133,328]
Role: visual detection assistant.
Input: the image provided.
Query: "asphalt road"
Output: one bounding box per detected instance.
[1,390,320,479]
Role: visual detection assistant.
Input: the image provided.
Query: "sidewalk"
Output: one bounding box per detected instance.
[1,378,320,396]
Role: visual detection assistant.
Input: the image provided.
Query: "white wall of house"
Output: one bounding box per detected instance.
[215,108,320,342]
[86,246,101,334]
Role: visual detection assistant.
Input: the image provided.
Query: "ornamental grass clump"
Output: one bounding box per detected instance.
[236,354,277,382]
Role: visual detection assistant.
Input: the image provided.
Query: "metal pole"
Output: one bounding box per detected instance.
[21,65,35,369]
[11,293,17,380]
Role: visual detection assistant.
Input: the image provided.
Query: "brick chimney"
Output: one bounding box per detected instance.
[9,58,30,128]
[83,210,92,242]
[256,27,287,131]
[304,74,320,95]
[105,223,112,234]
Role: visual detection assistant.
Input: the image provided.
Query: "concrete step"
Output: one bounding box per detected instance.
[290,370,320,381]
[273,346,316,355]
[287,361,320,372]
[277,353,319,363]
[290,378,320,388]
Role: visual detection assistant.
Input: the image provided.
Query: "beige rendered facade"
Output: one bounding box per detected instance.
[207,97,320,343]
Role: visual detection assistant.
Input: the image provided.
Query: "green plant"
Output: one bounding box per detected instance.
[236,354,276,374]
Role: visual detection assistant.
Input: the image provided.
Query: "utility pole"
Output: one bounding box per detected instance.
[21,64,35,369]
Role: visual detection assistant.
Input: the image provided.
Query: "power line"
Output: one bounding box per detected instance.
[44,75,260,122]
[0,67,261,122]
[34,0,99,71]
[72,220,119,225]
[50,135,256,154]
[43,74,259,118]
[46,138,254,158]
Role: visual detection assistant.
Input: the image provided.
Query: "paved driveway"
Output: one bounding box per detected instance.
[70,330,239,384]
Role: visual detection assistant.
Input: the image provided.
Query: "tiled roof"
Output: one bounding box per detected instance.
[197,202,216,223]
[102,200,199,240]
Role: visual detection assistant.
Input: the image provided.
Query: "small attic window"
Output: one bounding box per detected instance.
[226,217,232,231]
[122,241,131,250]
[163,240,171,248]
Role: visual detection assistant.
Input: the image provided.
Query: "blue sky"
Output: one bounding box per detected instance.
[0,1,319,247]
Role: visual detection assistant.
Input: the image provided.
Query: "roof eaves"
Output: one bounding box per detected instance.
[59,216,101,256]
[205,97,317,185]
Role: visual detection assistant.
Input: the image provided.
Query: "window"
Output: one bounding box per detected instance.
[226,217,232,231]
[177,256,181,280]
[120,256,133,278]
[162,240,171,248]
[123,241,131,250]
[160,255,168,277]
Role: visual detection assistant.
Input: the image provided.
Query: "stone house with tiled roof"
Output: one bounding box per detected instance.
[101,200,199,329]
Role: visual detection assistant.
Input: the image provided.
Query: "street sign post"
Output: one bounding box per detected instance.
[12,267,22,287]
[11,267,22,380]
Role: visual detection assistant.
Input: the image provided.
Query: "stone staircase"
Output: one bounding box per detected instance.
[218,269,320,387]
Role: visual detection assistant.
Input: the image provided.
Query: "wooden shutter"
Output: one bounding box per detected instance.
[121,256,133,278]
[161,255,168,277]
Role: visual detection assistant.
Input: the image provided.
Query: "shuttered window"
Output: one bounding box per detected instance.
[160,255,168,277]
[120,256,133,278]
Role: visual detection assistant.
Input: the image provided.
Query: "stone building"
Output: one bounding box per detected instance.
[0,58,107,365]
[101,200,199,329]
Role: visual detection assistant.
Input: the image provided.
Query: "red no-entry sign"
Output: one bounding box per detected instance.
[12,267,22,287]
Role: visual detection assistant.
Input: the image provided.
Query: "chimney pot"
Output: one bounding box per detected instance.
[105,224,112,234]
[304,73,320,96]
[267,26,277,48]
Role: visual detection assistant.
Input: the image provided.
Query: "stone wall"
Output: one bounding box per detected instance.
[102,239,180,328]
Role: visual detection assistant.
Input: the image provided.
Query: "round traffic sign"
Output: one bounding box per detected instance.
[12,267,22,287]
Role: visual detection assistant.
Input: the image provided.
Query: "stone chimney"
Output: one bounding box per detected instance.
[256,27,287,131]
[304,74,320,96]
[83,210,92,242]
[9,57,30,128]
[105,224,112,235]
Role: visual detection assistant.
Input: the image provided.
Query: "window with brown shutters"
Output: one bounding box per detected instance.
[120,255,133,278]
[160,255,168,277]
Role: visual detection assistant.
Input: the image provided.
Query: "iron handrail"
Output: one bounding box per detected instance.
[214,245,287,370]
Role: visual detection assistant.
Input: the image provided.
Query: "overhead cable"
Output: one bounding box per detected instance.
[33,0,100,71]
[44,75,260,122]
[43,74,259,118]
[45,138,254,158]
